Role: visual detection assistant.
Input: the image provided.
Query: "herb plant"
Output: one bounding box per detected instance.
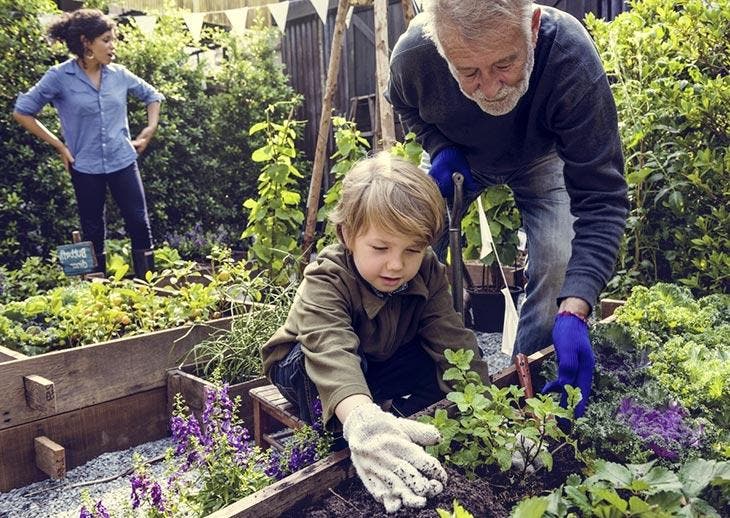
[421,349,579,478]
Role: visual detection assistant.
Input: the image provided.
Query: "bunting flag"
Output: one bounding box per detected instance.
[268,1,290,33]
[108,4,124,16]
[133,15,158,36]
[225,7,249,34]
[310,0,329,24]
[345,5,355,28]
[183,12,206,42]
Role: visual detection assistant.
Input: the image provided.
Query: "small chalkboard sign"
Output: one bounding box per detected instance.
[57,241,97,276]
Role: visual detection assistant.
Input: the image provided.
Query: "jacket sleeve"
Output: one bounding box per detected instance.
[417,254,490,387]
[283,262,371,426]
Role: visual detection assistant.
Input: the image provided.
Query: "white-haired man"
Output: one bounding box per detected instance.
[388,0,629,418]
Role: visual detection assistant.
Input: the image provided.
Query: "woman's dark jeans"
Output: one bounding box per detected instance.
[70,161,153,255]
[270,339,444,427]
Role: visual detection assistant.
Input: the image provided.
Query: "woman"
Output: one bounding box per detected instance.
[13,9,163,278]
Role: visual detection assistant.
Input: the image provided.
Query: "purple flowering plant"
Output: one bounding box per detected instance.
[264,397,333,480]
[617,398,704,461]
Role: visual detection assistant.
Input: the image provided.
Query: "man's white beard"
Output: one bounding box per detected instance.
[458,48,535,116]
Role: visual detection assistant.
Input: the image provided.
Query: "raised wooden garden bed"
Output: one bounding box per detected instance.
[0,317,234,491]
[166,366,268,428]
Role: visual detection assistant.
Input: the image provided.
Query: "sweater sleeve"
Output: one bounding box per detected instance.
[387,39,453,159]
[550,71,629,307]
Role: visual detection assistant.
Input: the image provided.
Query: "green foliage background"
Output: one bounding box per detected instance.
[0,0,299,267]
[587,0,729,296]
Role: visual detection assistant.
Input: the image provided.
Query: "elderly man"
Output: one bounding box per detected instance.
[388,0,629,417]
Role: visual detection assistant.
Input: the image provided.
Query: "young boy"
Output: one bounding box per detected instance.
[261,152,489,513]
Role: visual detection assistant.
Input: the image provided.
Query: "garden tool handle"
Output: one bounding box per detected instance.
[515,353,535,398]
[450,173,465,321]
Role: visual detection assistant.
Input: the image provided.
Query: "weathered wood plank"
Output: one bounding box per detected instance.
[600,298,626,319]
[166,368,268,429]
[0,318,233,431]
[207,448,355,518]
[0,345,27,363]
[0,387,167,492]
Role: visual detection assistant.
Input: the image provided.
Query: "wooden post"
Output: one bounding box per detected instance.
[401,0,416,26]
[71,230,81,243]
[301,0,351,265]
[34,436,65,479]
[374,0,395,150]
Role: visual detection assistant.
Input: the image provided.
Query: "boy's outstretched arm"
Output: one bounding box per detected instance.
[337,395,447,514]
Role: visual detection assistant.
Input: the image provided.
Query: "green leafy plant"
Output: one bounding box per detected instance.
[242,103,305,284]
[512,458,730,517]
[389,131,424,166]
[587,0,730,296]
[182,277,298,383]
[421,348,579,478]
[316,116,370,250]
[0,256,71,304]
[437,499,475,518]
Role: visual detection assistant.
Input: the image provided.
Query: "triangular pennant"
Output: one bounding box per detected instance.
[345,5,355,28]
[310,0,329,24]
[476,195,494,261]
[268,1,290,33]
[501,287,519,355]
[225,7,249,34]
[108,4,124,16]
[183,12,206,42]
[134,15,157,36]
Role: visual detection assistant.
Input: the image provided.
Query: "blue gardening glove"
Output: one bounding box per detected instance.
[429,146,477,199]
[542,313,595,418]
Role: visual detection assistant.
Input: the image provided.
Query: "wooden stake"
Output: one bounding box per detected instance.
[374,0,395,150]
[23,375,56,412]
[301,0,352,265]
[401,0,416,26]
[34,436,65,480]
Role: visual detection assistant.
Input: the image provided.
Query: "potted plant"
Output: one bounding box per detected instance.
[461,185,525,332]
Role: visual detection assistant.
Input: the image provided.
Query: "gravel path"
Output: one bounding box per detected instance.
[0,438,173,518]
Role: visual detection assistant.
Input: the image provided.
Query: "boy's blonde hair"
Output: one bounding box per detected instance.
[329,152,445,247]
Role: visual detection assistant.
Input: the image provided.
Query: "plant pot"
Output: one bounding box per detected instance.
[466,285,523,333]
[464,260,526,289]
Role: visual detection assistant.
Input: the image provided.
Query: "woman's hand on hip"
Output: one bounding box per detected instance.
[132,126,157,154]
[56,145,74,172]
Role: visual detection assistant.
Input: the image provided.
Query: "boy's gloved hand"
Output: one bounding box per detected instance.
[542,313,595,417]
[429,146,477,199]
[342,402,447,513]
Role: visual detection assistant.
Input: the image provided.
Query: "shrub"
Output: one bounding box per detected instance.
[0,0,78,267]
[587,0,730,296]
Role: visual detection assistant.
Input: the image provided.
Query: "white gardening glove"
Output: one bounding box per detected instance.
[342,402,448,513]
[510,432,546,473]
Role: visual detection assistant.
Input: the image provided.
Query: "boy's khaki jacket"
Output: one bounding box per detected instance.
[261,244,490,426]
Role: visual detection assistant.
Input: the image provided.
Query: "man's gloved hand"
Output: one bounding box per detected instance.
[542,313,595,417]
[429,146,477,199]
[342,402,447,513]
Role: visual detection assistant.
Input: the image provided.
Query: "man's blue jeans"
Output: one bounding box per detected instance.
[431,151,574,356]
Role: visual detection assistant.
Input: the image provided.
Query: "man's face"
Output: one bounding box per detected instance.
[438,15,538,116]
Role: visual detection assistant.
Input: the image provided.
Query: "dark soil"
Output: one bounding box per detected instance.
[282,443,583,517]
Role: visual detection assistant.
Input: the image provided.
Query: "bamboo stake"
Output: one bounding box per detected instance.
[401,0,416,25]
[301,0,352,267]
[374,0,395,150]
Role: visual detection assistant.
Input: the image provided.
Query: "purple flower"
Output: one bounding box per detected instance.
[617,398,703,460]
[94,501,110,518]
[79,507,93,518]
[130,473,150,509]
[150,482,165,512]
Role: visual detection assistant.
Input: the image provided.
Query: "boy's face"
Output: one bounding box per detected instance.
[344,225,426,293]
